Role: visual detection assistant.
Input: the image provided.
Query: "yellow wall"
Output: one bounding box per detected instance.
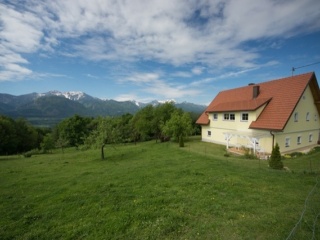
[201,104,273,152]
[201,85,320,154]
[274,85,320,153]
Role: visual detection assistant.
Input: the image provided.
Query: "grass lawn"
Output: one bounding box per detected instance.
[1,139,320,239]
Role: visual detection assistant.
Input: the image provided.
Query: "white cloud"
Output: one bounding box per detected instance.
[86,74,99,79]
[124,73,161,84]
[192,66,205,75]
[114,93,139,102]
[1,0,320,81]
[0,62,33,81]
[172,71,193,78]
[120,72,200,100]
[190,68,258,87]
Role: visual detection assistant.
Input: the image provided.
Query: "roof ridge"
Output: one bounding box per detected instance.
[196,72,316,128]
[218,72,314,94]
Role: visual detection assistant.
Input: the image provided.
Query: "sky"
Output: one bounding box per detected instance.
[1,0,320,105]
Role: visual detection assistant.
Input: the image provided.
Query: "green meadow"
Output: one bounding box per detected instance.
[1,138,320,239]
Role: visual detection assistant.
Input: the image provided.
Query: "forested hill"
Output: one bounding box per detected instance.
[0,91,206,127]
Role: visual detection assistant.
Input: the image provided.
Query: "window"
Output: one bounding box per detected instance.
[213,113,218,120]
[294,112,298,122]
[285,137,290,147]
[309,134,313,142]
[241,113,249,121]
[297,136,301,145]
[315,114,318,121]
[224,113,235,121]
[207,131,211,137]
[306,112,310,121]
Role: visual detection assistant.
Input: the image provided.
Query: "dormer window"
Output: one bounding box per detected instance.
[294,112,298,122]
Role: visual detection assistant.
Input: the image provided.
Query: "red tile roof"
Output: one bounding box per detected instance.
[196,72,320,131]
[207,97,272,112]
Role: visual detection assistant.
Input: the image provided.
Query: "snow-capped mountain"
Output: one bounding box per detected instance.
[39,90,96,102]
[0,91,206,127]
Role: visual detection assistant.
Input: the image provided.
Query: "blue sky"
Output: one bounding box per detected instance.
[1,0,320,105]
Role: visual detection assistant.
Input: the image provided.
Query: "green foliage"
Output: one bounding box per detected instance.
[55,115,93,147]
[290,152,304,157]
[55,136,69,153]
[41,133,55,153]
[85,117,122,159]
[152,102,176,142]
[162,110,193,147]
[0,116,43,155]
[23,152,32,158]
[0,115,18,155]
[130,105,155,141]
[269,143,284,169]
[243,148,257,159]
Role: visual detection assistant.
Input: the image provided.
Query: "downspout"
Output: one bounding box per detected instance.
[270,131,275,150]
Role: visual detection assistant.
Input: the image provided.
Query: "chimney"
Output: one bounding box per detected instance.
[253,85,260,98]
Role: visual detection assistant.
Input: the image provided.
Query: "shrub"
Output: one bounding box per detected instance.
[23,152,32,158]
[290,152,304,157]
[269,143,283,169]
[224,152,230,157]
[244,147,256,159]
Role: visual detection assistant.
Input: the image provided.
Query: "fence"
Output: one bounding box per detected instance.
[286,176,320,240]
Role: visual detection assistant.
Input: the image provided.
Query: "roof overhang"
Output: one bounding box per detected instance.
[207,97,272,113]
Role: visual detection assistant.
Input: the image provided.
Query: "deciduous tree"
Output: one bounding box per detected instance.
[55,115,92,147]
[86,117,121,160]
[162,110,193,147]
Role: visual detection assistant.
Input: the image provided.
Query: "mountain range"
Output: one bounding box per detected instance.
[0,91,206,127]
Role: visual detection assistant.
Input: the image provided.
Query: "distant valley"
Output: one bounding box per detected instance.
[0,91,206,127]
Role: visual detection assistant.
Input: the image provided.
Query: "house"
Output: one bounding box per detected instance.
[196,72,320,155]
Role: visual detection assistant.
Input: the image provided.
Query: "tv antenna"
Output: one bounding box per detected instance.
[292,61,320,76]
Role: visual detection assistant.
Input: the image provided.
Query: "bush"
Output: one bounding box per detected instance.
[224,152,230,157]
[23,152,32,158]
[269,143,283,169]
[307,147,320,155]
[290,152,304,157]
[23,149,44,158]
[243,147,257,159]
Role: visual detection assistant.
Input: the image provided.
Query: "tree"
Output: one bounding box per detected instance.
[55,115,92,147]
[130,105,155,141]
[0,116,18,155]
[56,136,69,153]
[269,143,283,169]
[15,118,38,153]
[153,102,176,142]
[86,117,121,160]
[162,110,193,147]
[116,113,133,143]
[41,133,55,153]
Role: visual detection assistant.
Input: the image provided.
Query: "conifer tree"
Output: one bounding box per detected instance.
[269,143,283,169]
